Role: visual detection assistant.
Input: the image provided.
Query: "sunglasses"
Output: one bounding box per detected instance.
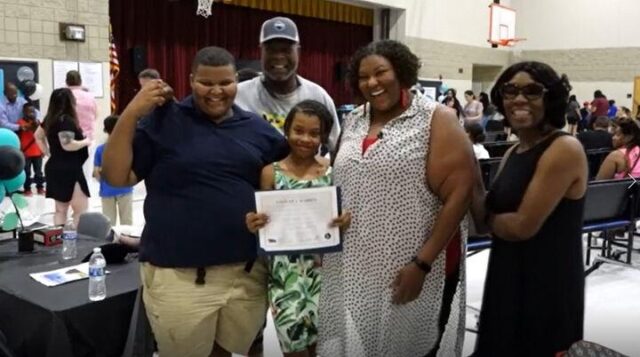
[501,83,547,100]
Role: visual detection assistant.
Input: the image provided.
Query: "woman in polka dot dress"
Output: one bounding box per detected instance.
[318,40,477,356]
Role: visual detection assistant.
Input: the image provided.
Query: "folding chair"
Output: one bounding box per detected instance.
[483,141,515,158]
[76,212,112,241]
[479,158,502,189]
[465,235,492,334]
[585,148,612,180]
[582,178,638,275]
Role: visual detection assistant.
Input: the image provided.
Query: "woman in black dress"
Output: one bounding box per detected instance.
[35,88,91,226]
[471,61,588,357]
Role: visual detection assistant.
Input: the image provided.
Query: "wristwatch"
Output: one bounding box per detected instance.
[411,256,432,274]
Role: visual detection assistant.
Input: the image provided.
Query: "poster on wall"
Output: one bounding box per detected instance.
[0,60,40,109]
[79,62,104,98]
[53,61,78,89]
[53,61,104,98]
[418,79,442,102]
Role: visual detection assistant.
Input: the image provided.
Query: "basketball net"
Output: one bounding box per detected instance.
[197,0,214,18]
[496,38,525,47]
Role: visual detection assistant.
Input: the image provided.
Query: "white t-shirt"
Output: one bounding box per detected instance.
[473,143,490,160]
[235,75,341,151]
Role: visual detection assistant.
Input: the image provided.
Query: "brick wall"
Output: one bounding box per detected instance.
[514,48,640,82]
[0,0,109,61]
[405,36,511,80]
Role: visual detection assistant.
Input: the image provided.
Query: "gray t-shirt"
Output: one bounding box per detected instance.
[236,75,340,150]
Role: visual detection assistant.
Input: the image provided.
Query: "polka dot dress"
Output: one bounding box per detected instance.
[318,94,467,357]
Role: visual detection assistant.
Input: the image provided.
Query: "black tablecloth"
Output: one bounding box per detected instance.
[0,239,141,357]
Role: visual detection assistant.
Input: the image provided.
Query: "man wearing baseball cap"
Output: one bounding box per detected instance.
[236,16,340,152]
[237,16,341,357]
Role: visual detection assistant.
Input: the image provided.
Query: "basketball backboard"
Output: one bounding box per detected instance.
[488,3,519,47]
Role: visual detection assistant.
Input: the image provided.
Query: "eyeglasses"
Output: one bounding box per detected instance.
[501,83,547,100]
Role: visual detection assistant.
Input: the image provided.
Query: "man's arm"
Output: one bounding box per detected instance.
[0,106,19,131]
[103,80,171,187]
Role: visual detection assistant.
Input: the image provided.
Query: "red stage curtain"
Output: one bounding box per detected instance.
[109,0,372,112]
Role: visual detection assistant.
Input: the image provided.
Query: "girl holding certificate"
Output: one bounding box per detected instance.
[246,100,351,357]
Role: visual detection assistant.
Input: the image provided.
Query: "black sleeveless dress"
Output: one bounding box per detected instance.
[44,114,90,202]
[474,132,585,357]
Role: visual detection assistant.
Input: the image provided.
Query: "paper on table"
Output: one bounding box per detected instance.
[111,225,143,238]
[255,186,341,254]
[29,262,108,287]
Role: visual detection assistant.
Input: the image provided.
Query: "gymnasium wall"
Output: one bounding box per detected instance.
[0,0,111,140]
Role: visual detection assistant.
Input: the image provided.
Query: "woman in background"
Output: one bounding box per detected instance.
[463,90,483,123]
[465,121,490,160]
[443,96,464,120]
[566,94,581,135]
[596,118,640,180]
[35,88,91,226]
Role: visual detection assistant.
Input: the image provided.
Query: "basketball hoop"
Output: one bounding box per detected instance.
[492,38,525,47]
[197,0,214,18]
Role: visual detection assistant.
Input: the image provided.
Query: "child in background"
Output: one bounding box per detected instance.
[93,115,133,225]
[465,121,490,160]
[246,100,351,357]
[18,102,45,196]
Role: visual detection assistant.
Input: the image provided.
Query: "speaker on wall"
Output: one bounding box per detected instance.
[131,47,147,75]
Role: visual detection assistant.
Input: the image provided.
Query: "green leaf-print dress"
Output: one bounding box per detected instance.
[269,161,332,353]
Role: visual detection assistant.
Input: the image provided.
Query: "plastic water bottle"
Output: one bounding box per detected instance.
[88,247,107,301]
[61,220,77,260]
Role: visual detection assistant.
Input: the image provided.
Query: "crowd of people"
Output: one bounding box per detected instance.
[3,13,637,357]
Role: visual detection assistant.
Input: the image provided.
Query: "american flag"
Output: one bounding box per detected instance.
[109,24,120,114]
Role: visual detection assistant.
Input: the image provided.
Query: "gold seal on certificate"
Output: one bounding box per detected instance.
[254,186,342,255]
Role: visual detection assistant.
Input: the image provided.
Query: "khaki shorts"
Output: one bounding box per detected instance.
[140,260,268,357]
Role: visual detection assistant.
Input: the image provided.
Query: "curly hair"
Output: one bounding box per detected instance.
[348,40,420,103]
[613,118,640,149]
[283,100,334,145]
[490,61,571,129]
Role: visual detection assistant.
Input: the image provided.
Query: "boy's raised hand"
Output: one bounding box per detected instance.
[246,212,269,234]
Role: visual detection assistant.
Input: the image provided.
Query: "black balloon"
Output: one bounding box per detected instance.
[20,79,36,97]
[0,146,25,180]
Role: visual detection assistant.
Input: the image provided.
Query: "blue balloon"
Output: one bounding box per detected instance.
[0,128,20,149]
[0,183,4,198]
[2,171,26,193]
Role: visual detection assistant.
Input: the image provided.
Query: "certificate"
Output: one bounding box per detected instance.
[255,186,342,255]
